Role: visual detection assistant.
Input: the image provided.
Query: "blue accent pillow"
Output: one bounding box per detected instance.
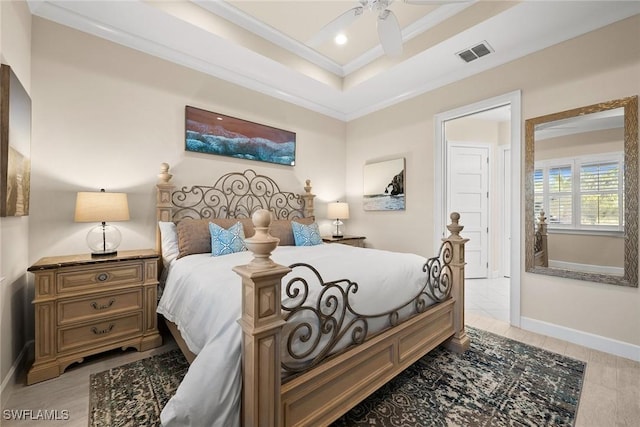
[209,221,247,256]
[291,221,322,246]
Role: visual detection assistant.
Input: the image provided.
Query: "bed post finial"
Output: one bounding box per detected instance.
[536,209,548,267]
[302,179,315,218]
[233,208,290,427]
[443,211,470,353]
[156,163,175,257]
[447,212,462,237]
[243,209,280,270]
[158,162,172,184]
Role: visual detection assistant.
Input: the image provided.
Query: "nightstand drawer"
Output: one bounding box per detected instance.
[57,289,143,325]
[57,263,143,294]
[58,312,143,353]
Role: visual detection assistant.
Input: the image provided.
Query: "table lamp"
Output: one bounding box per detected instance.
[74,189,130,257]
[327,201,349,238]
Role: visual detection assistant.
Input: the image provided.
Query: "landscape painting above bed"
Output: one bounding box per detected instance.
[185,106,296,166]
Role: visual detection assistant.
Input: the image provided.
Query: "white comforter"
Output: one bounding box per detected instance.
[158,244,432,427]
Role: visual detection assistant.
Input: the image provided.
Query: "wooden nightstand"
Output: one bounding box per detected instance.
[322,236,366,248]
[26,249,162,385]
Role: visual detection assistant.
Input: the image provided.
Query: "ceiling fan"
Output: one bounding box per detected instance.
[307,0,470,57]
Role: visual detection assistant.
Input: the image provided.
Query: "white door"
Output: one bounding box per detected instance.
[447,142,489,278]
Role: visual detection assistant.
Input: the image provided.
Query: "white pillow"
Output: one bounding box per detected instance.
[158,221,179,267]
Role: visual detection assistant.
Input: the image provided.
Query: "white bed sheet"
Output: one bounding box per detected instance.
[158,244,433,427]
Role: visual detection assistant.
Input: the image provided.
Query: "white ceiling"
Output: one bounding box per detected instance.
[27,1,640,122]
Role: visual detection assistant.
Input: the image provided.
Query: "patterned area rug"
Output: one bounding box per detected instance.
[89,349,188,427]
[89,327,585,427]
[333,327,585,426]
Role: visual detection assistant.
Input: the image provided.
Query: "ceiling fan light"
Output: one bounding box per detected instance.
[334,33,348,45]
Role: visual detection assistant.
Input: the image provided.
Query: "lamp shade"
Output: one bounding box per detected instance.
[327,202,349,220]
[74,191,130,223]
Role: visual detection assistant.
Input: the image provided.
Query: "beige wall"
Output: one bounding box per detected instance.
[536,127,623,160]
[549,233,623,267]
[0,0,31,407]
[29,17,346,268]
[346,15,640,346]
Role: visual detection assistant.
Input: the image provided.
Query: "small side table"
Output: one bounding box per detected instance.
[322,236,366,248]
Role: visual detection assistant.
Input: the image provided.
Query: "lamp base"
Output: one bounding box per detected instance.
[91,250,117,258]
[87,223,122,258]
[332,234,344,238]
[332,219,344,239]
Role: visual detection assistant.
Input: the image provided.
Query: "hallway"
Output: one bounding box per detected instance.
[464,277,510,322]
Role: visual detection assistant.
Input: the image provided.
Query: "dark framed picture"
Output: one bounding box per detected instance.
[0,64,31,217]
[185,106,296,166]
[363,158,405,211]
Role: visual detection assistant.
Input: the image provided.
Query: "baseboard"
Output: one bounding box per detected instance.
[520,317,640,362]
[548,260,624,276]
[1,340,33,409]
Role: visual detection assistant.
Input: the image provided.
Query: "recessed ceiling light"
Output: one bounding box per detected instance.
[334,33,348,45]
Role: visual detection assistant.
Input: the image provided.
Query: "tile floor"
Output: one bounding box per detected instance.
[465,276,510,322]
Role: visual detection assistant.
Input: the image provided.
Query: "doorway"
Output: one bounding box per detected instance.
[434,91,522,326]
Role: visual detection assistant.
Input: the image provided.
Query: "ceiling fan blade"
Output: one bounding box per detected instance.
[404,0,471,4]
[307,6,364,47]
[377,10,403,56]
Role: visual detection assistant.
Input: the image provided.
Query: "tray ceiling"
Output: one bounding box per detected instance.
[27,1,640,121]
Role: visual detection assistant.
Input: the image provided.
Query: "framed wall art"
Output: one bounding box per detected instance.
[185,106,296,166]
[0,64,31,217]
[363,158,405,211]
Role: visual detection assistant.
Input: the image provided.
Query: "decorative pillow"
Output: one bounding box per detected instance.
[291,221,323,246]
[158,221,179,267]
[211,218,255,239]
[177,218,254,258]
[177,219,212,259]
[271,217,315,246]
[209,221,248,256]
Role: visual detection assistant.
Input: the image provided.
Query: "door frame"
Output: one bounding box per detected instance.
[499,145,511,278]
[446,141,491,279]
[434,90,522,327]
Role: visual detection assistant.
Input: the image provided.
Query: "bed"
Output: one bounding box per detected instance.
[534,210,549,267]
[155,163,470,427]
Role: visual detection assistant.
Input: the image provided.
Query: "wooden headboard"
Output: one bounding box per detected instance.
[155,163,315,252]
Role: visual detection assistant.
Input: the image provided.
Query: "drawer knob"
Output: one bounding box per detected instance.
[91,324,115,335]
[96,273,109,282]
[90,299,115,310]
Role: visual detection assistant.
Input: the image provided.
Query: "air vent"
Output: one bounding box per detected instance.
[456,41,494,63]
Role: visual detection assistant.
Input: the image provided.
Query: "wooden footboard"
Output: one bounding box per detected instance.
[235,211,469,427]
[281,300,454,426]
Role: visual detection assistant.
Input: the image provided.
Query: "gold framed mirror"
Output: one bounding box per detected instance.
[525,96,638,287]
